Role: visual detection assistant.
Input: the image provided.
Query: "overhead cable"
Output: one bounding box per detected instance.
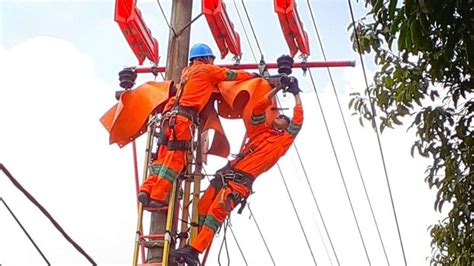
[156,0,176,36]
[276,96,339,266]
[229,225,249,266]
[307,70,371,265]
[247,204,276,266]
[239,0,264,58]
[1,197,51,265]
[0,164,97,265]
[305,0,389,264]
[276,163,318,265]
[232,0,258,62]
[346,1,407,264]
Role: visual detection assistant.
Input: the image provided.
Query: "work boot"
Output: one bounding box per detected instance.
[170,245,200,265]
[138,191,150,205]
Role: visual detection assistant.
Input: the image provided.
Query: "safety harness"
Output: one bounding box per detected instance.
[213,139,257,214]
[216,166,255,214]
[155,67,199,151]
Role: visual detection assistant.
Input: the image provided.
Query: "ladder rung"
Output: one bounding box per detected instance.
[143,206,168,212]
[140,234,165,240]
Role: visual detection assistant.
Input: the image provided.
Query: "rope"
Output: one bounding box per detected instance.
[308,70,371,265]
[217,218,231,266]
[247,204,276,266]
[232,0,258,63]
[1,197,51,265]
[305,1,389,264]
[0,164,97,265]
[346,1,407,264]
[276,163,318,265]
[275,96,338,265]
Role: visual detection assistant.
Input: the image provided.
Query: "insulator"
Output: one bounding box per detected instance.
[118,67,137,89]
[277,55,294,75]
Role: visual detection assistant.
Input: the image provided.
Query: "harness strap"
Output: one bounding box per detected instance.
[217,168,255,215]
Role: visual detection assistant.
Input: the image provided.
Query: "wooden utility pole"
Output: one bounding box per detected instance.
[147,0,193,263]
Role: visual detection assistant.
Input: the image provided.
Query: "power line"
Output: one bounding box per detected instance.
[232,0,258,63]
[276,163,318,265]
[0,164,96,265]
[156,0,176,36]
[1,197,51,265]
[305,1,390,264]
[239,0,264,58]
[276,96,339,266]
[346,1,407,264]
[229,225,249,266]
[307,70,371,265]
[247,204,276,265]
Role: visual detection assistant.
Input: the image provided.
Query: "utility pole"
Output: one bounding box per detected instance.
[147,0,193,264]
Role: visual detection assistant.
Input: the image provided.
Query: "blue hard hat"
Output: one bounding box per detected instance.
[189,43,215,60]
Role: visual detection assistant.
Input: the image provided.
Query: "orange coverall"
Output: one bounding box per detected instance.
[190,96,304,253]
[140,61,254,202]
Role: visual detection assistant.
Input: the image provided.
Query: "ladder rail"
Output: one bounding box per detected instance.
[133,115,158,266]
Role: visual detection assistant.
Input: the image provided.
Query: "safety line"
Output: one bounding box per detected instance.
[1,197,51,265]
[217,218,231,266]
[0,164,97,265]
[346,1,407,264]
[276,163,318,265]
[229,224,249,266]
[247,204,276,266]
[308,70,371,265]
[276,96,338,266]
[232,0,258,63]
[305,0,389,264]
[240,0,264,58]
[156,0,176,36]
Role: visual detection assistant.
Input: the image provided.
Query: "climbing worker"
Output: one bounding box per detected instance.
[137,43,259,208]
[171,75,304,265]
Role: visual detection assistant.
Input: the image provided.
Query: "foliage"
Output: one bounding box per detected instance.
[348,0,473,264]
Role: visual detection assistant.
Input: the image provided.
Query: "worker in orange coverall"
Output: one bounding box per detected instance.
[138,43,258,208]
[171,76,304,265]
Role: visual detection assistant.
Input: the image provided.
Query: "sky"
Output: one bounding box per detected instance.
[0,0,444,265]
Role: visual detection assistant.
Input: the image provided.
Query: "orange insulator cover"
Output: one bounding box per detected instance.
[274,0,310,57]
[217,78,279,131]
[115,0,159,65]
[202,0,241,59]
[100,79,278,160]
[100,81,172,147]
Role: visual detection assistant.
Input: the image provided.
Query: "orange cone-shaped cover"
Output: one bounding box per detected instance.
[100,81,172,147]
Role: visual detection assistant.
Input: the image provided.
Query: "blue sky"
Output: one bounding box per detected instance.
[0,1,442,265]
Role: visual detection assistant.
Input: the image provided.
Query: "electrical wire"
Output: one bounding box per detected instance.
[156,0,176,36]
[346,1,407,264]
[276,163,318,265]
[247,204,276,266]
[232,0,258,63]
[240,0,264,58]
[308,70,371,265]
[305,1,389,264]
[0,164,97,265]
[276,95,339,266]
[1,197,51,265]
[229,225,249,266]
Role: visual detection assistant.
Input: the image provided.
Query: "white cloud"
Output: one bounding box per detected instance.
[0,37,135,265]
